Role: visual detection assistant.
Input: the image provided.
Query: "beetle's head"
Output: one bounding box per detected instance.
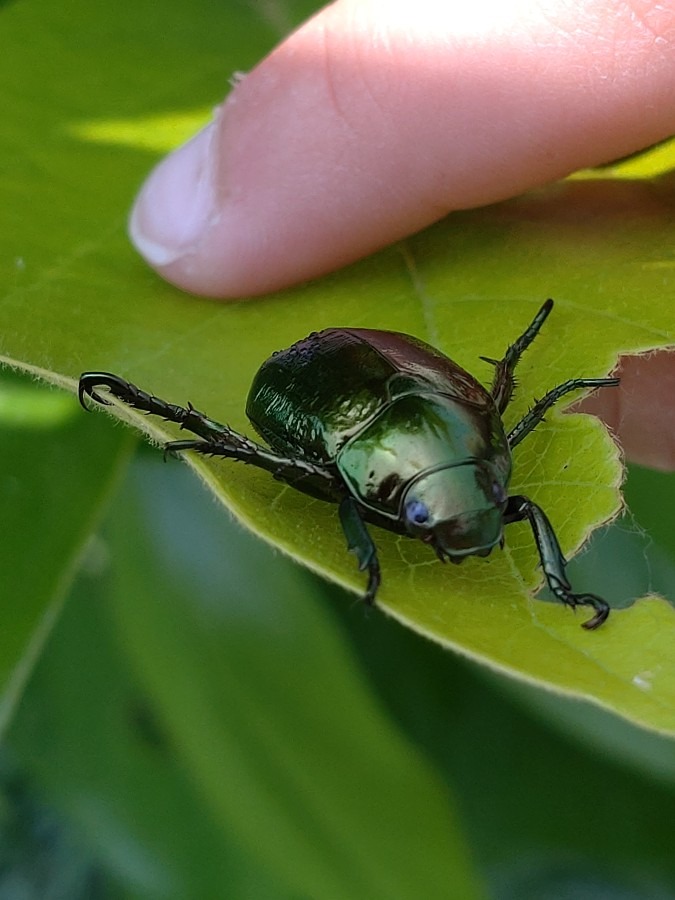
[401,462,507,561]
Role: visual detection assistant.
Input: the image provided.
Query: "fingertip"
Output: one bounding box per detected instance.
[129,121,220,270]
[129,0,675,298]
[580,351,675,473]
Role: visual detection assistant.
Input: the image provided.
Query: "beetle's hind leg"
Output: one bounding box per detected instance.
[338,497,382,605]
[79,373,342,497]
[79,372,237,444]
[505,495,609,629]
[507,376,619,449]
[484,299,553,413]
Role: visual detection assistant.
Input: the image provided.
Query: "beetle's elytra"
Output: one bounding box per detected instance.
[79,300,619,629]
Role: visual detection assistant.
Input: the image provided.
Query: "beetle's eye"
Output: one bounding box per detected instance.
[405,499,430,525]
[492,481,507,504]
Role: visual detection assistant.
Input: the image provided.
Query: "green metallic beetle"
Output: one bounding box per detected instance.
[79,300,618,629]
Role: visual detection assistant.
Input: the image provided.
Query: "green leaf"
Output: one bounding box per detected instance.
[2,0,674,732]
[9,560,296,899]
[0,372,132,735]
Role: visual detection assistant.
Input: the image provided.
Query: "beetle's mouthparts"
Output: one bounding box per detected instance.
[428,537,494,565]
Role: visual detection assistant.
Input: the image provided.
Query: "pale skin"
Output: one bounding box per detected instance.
[128,0,675,471]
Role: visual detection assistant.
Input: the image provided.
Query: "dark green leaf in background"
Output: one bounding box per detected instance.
[0,371,132,735]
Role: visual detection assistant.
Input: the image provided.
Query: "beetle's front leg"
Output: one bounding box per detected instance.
[504,495,609,629]
[338,496,382,605]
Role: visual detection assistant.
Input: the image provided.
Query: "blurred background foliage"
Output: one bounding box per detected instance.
[2,0,675,897]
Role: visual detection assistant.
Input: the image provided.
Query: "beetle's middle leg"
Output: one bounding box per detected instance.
[166,437,339,495]
[507,377,619,449]
[338,496,382,605]
[504,494,609,629]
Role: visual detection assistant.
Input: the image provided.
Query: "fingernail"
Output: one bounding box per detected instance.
[129,122,218,266]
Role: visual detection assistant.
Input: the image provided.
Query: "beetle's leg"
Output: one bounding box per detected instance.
[338,496,382,605]
[504,495,609,629]
[165,437,339,493]
[484,299,553,412]
[507,377,619,449]
[79,372,236,443]
[80,373,342,497]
